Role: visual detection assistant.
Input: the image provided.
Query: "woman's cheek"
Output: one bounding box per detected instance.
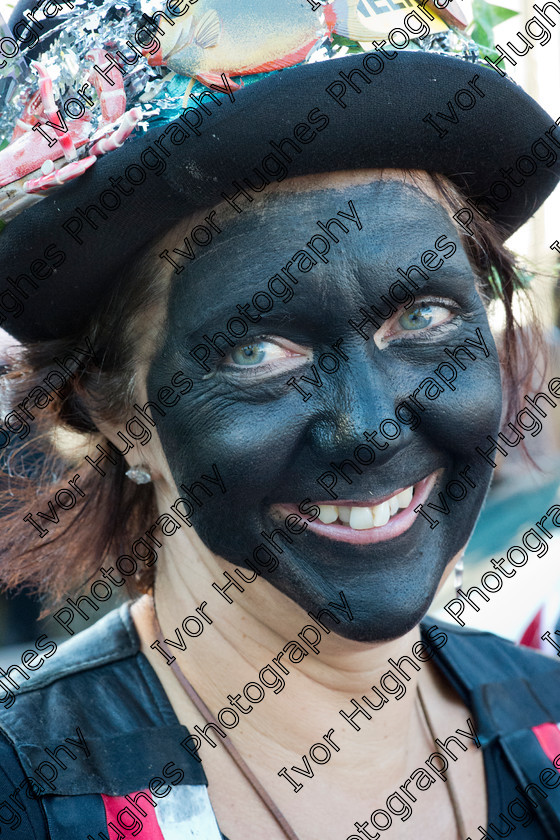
[387,317,502,454]
[151,388,305,497]
[414,364,502,453]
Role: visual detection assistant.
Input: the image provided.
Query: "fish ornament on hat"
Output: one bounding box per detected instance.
[0,0,489,228]
[146,1,329,88]
[146,0,466,87]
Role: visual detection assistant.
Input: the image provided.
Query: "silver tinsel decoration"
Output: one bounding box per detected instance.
[0,0,486,160]
[0,0,189,147]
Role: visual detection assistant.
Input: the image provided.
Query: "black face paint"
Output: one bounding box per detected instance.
[147,180,502,642]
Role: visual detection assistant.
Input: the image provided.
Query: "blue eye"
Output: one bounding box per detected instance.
[375,299,457,348]
[229,340,294,367]
[398,305,435,331]
[230,342,268,366]
[222,337,310,378]
[397,303,453,332]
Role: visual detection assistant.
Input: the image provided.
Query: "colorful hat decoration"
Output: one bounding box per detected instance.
[0,0,483,224]
[0,0,559,343]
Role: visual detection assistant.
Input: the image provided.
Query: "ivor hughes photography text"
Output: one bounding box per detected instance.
[0,0,560,839]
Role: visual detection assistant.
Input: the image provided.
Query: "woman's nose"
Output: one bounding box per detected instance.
[302,350,412,465]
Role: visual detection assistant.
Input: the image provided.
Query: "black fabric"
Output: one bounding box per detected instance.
[1,45,559,342]
[0,604,207,794]
[483,744,549,840]
[1,607,560,837]
[0,734,49,839]
[433,624,560,837]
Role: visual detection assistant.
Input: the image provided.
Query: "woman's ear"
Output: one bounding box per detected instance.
[100,421,168,484]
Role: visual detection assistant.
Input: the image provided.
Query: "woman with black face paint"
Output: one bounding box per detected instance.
[0,1,560,838]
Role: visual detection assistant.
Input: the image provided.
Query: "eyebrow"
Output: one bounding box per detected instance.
[385,261,477,294]
[189,307,300,346]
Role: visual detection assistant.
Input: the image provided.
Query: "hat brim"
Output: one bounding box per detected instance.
[2,50,559,342]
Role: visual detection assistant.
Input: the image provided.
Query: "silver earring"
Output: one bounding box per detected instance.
[454,554,464,595]
[125,466,152,484]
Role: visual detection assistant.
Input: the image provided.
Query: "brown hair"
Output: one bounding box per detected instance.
[0,172,540,609]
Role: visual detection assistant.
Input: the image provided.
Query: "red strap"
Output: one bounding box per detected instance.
[102,791,165,840]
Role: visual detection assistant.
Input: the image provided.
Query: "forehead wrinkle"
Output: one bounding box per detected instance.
[267,170,458,225]
[270,167,442,201]
[176,227,255,274]
[173,179,453,292]
[158,170,464,296]
[164,180,471,333]
[170,199,303,293]
[203,177,437,254]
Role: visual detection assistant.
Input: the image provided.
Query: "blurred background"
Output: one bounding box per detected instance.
[428,0,560,646]
[0,0,559,665]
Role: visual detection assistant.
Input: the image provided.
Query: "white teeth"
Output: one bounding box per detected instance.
[349,506,376,530]
[338,506,352,524]
[316,483,415,531]
[371,500,391,527]
[318,505,339,524]
[396,487,413,509]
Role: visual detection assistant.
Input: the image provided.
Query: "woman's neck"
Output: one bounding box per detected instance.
[131,530,448,782]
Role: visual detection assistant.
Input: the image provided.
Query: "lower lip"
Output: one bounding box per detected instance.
[277,473,438,545]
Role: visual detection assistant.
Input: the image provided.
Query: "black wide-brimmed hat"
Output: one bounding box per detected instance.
[1,0,559,342]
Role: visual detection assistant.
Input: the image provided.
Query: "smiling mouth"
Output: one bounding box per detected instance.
[277,472,439,545]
